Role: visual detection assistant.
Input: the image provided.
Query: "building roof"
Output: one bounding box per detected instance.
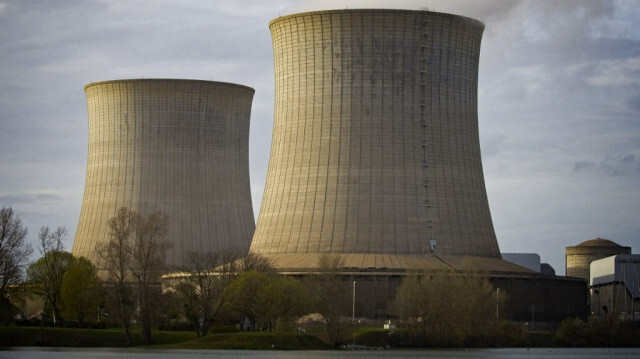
[261,253,535,275]
[590,254,640,298]
[502,253,541,273]
[575,238,625,248]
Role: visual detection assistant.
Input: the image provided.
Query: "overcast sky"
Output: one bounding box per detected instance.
[1,0,638,275]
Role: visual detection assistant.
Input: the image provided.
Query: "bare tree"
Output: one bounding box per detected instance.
[0,207,32,321]
[97,207,136,345]
[392,270,499,346]
[307,254,350,347]
[26,226,71,325]
[129,210,171,345]
[240,251,274,273]
[98,207,171,345]
[177,249,240,336]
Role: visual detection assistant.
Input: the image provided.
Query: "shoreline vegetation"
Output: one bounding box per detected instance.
[1,319,639,350]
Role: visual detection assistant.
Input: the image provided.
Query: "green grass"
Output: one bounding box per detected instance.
[0,325,328,349]
[6,324,608,349]
[0,325,196,347]
[157,331,329,350]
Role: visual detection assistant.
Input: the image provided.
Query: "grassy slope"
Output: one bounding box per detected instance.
[157,332,329,350]
[4,325,597,349]
[0,326,329,350]
[0,326,196,347]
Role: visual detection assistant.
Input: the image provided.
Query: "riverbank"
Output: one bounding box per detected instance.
[1,323,638,349]
[0,326,329,349]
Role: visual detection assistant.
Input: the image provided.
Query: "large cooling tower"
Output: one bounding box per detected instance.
[73,79,255,269]
[251,9,505,269]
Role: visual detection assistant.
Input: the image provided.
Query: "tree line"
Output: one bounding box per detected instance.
[0,206,350,346]
[3,205,545,348]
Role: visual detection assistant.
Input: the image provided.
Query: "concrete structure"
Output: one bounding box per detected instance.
[590,254,640,320]
[493,275,587,325]
[252,9,503,269]
[540,263,556,276]
[73,79,255,269]
[566,238,631,281]
[503,253,541,273]
[247,9,588,322]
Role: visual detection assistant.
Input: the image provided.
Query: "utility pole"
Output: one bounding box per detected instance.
[353,280,356,346]
[496,288,500,322]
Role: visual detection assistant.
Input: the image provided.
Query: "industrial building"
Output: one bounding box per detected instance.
[502,253,556,275]
[590,254,640,320]
[249,9,587,321]
[72,10,591,323]
[566,238,631,282]
[73,79,255,269]
[502,253,542,273]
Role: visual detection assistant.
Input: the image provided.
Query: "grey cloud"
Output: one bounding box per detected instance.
[585,57,640,87]
[573,161,595,172]
[601,154,639,177]
[590,0,640,41]
[481,133,508,156]
[574,153,640,177]
[0,193,61,205]
[626,94,640,112]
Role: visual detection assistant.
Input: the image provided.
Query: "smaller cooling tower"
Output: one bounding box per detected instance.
[72,79,255,269]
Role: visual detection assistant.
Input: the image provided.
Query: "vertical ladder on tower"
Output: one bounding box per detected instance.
[420,13,435,254]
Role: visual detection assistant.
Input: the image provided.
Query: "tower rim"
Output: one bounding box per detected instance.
[84,78,255,93]
[268,8,484,30]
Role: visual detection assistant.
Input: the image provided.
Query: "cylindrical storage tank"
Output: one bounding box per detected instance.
[73,79,255,268]
[251,9,500,258]
[565,238,631,281]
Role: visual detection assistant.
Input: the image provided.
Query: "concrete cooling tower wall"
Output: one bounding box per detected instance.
[72,79,255,269]
[251,9,501,261]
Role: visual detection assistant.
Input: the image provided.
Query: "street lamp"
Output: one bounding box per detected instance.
[352,280,356,346]
[594,289,600,319]
[496,288,500,322]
